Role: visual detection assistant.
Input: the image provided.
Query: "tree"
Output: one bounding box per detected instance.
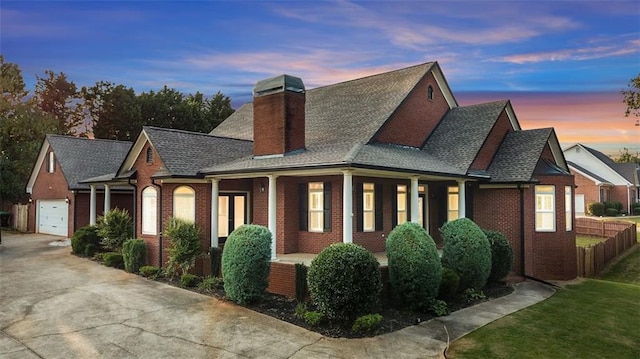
[621,74,640,118]
[0,55,28,112]
[205,91,234,131]
[34,70,80,135]
[79,81,141,141]
[614,147,640,163]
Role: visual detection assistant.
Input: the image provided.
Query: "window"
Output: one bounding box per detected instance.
[565,186,572,231]
[427,85,434,100]
[447,186,459,221]
[47,152,55,173]
[535,185,555,231]
[146,147,153,163]
[363,183,375,232]
[418,185,426,228]
[309,183,324,232]
[397,185,407,224]
[173,186,195,222]
[142,186,157,235]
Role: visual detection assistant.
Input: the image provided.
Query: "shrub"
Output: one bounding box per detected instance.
[605,208,618,217]
[303,311,323,326]
[633,203,640,215]
[589,202,605,216]
[307,243,382,321]
[440,218,492,291]
[386,222,442,308]
[295,263,308,302]
[139,265,161,278]
[122,239,146,273]
[483,230,514,282]
[294,303,307,319]
[103,252,124,269]
[97,208,133,252]
[164,218,203,277]
[462,288,486,303]
[351,314,383,332]
[222,224,272,304]
[209,247,222,278]
[198,276,223,291]
[438,267,460,300]
[425,299,449,317]
[71,225,101,257]
[180,273,200,287]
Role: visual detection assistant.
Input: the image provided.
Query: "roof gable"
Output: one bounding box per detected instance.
[563,144,631,185]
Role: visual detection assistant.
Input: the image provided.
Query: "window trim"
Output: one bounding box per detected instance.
[397,185,408,225]
[141,186,158,235]
[47,152,55,173]
[173,185,196,223]
[308,182,324,233]
[447,186,459,222]
[535,185,556,232]
[565,186,572,231]
[427,85,434,100]
[362,183,375,232]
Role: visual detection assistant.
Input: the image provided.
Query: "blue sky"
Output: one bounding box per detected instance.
[2,0,639,153]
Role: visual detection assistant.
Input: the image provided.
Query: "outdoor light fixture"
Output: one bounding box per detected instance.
[28,197,33,204]
[259,183,265,193]
[65,196,70,204]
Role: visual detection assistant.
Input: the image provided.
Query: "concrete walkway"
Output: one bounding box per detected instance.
[0,232,555,358]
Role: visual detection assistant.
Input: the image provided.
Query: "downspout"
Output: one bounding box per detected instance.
[127,178,137,237]
[152,178,163,268]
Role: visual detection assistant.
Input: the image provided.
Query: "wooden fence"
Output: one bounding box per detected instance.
[11,204,29,232]
[575,217,638,277]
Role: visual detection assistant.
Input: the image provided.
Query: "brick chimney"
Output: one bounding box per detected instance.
[253,74,306,156]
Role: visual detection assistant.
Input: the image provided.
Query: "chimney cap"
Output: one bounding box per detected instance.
[254,74,305,96]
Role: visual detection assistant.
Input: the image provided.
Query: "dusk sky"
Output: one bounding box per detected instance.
[2,1,639,155]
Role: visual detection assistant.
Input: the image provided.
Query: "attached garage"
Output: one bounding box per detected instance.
[37,200,69,237]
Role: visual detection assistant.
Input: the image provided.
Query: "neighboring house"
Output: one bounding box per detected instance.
[84,62,577,295]
[563,144,639,215]
[26,135,134,238]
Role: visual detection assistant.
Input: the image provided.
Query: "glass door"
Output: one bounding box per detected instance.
[218,193,247,242]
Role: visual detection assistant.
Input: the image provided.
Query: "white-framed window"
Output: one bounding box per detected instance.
[447,186,459,221]
[565,186,572,231]
[418,185,426,228]
[47,152,55,173]
[142,186,157,235]
[173,186,195,222]
[535,185,555,232]
[397,185,407,224]
[363,183,375,232]
[309,182,324,232]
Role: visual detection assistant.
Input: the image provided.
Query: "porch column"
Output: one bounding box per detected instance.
[268,175,278,260]
[424,184,430,232]
[210,178,219,248]
[457,180,466,218]
[103,184,111,215]
[89,184,97,225]
[410,176,419,223]
[342,170,353,243]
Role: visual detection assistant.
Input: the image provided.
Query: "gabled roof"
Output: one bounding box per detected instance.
[486,128,566,183]
[422,100,514,173]
[563,143,634,186]
[567,161,612,185]
[27,135,132,192]
[610,162,640,186]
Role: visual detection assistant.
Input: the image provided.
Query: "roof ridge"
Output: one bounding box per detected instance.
[309,62,434,91]
[144,125,254,143]
[47,134,132,144]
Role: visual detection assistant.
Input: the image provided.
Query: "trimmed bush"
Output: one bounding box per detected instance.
[198,276,223,292]
[307,243,382,321]
[440,218,492,290]
[605,208,618,217]
[103,252,124,269]
[122,239,146,273]
[426,299,449,317]
[386,222,442,308]
[483,230,514,282]
[180,273,200,287]
[351,314,383,332]
[438,267,460,300]
[295,263,308,302]
[164,218,202,277]
[71,225,101,257]
[633,203,640,215]
[97,208,133,252]
[139,265,161,277]
[589,202,605,216]
[222,224,272,304]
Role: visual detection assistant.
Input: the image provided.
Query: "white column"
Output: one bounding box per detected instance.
[410,176,419,223]
[342,170,353,243]
[103,184,111,215]
[457,180,466,218]
[210,178,219,248]
[89,184,97,225]
[424,184,430,232]
[268,175,278,260]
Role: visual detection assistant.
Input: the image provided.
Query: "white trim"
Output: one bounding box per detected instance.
[89,185,97,226]
[26,141,51,193]
[104,184,111,214]
[568,164,612,186]
[503,102,522,131]
[430,63,458,109]
[210,179,219,248]
[116,130,152,176]
[410,176,419,223]
[268,175,278,260]
[342,170,353,243]
[564,143,632,185]
[457,180,466,219]
[479,184,529,189]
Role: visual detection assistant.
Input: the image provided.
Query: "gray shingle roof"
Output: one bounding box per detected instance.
[143,126,252,177]
[46,135,132,190]
[567,161,611,184]
[611,162,640,185]
[486,128,554,183]
[423,100,509,172]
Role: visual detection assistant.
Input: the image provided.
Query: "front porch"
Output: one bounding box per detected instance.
[277,251,390,266]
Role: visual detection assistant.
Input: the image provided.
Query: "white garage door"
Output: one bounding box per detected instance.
[38,200,69,237]
[575,194,585,216]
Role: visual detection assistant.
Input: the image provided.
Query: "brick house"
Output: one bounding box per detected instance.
[84,62,577,295]
[563,143,639,215]
[26,135,134,238]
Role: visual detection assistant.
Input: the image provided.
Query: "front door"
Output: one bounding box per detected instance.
[218,193,247,242]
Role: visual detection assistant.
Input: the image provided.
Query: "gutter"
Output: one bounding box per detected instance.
[127,178,137,237]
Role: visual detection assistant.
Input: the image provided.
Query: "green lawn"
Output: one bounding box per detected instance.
[602,215,640,225]
[575,234,605,248]
[447,246,640,359]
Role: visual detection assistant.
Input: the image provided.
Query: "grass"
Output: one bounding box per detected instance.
[447,245,640,359]
[575,234,605,248]
[602,215,640,225]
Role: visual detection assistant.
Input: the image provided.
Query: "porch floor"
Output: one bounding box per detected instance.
[276,252,389,266]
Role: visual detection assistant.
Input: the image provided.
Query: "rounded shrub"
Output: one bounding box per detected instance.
[307,243,382,321]
[483,230,514,282]
[438,267,460,300]
[222,224,272,304]
[605,208,618,217]
[71,225,101,257]
[122,239,146,273]
[440,218,491,290]
[589,202,605,216]
[103,252,124,269]
[386,222,442,308]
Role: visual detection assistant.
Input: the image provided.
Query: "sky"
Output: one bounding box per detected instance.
[2,0,639,156]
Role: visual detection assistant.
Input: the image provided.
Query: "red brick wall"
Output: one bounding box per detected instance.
[540,143,555,162]
[267,262,297,297]
[471,110,513,170]
[73,192,134,231]
[374,71,450,147]
[296,175,343,253]
[571,170,601,212]
[253,91,305,156]
[610,185,633,213]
